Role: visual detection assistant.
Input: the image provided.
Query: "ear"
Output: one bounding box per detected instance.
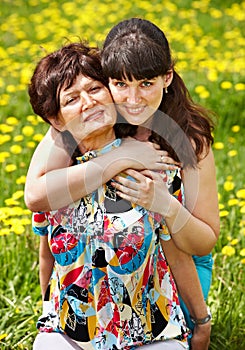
[47,116,63,132]
[164,70,173,88]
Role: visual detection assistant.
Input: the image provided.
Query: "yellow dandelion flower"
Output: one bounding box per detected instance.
[199,90,210,99]
[10,145,22,154]
[240,248,245,257]
[224,181,234,191]
[33,133,44,142]
[231,125,240,133]
[228,137,236,144]
[0,94,10,106]
[240,227,245,236]
[210,8,223,18]
[27,141,36,148]
[241,258,245,264]
[5,198,20,206]
[5,164,17,173]
[230,239,239,246]
[219,210,229,217]
[227,150,237,157]
[236,189,245,199]
[16,175,26,184]
[11,224,25,235]
[0,333,8,341]
[220,81,232,89]
[194,85,206,94]
[1,228,11,236]
[213,142,224,150]
[207,70,218,82]
[14,135,24,142]
[226,175,233,181]
[239,219,245,227]
[20,217,31,225]
[6,85,17,93]
[22,125,34,136]
[12,190,24,200]
[219,203,225,210]
[227,198,239,206]
[0,134,11,145]
[6,116,19,125]
[240,206,245,214]
[0,151,10,163]
[235,83,245,91]
[227,236,232,241]
[0,124,14,133]
[222,245,235,256]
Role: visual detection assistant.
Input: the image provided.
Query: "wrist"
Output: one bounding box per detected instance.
[190,307,212,325]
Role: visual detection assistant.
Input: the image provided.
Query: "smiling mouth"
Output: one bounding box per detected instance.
[124,106,146,115]
[84,109,104,122]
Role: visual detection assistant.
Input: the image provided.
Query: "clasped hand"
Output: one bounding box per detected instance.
[112,168,173,216]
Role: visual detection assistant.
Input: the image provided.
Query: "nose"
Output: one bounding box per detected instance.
[126,87,141,104]
[81,92,95,111]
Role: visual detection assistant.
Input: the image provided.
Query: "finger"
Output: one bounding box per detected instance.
[140,169,163,180]
[112,179,138,196]
[147,141,161,150]
[123,169,149,182]
[113,174,138,190]
[158,152,181,166]
[115,189,138,204]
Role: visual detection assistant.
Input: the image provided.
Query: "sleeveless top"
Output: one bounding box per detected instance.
[33,139,188,350]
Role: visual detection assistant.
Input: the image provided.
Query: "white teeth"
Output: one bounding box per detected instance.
[127,107,144,113]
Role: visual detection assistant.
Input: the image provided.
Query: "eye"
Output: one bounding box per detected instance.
[89,85,102,93]
[141,81,152,87]
[115,81,126,88]
[65,96,76,105]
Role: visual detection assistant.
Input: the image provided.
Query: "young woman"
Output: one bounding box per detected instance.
[26,42,211,350]
[100,18,219,334]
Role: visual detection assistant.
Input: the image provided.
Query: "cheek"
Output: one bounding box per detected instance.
[109,86,123,103]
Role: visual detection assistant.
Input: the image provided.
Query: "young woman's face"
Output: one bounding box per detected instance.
[109,75,165,126]
[51,75,117,147]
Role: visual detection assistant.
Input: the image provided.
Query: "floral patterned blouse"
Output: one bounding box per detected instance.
[32,139,188,350]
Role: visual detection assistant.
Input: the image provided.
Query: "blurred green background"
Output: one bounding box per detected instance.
[0,0,244,349]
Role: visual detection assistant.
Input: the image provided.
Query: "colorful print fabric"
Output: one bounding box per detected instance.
[32,139,188,349]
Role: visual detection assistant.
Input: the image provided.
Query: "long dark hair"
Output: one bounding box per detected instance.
[102,18,215,168]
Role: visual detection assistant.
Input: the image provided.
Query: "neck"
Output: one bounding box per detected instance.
[78,128,116,154]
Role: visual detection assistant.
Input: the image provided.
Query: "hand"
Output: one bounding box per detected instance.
[112,168,173,215]
[191,322,211,350]
[120,138,181,171]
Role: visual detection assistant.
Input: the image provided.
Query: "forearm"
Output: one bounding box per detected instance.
[26,151,133,211]
[162,239,208,318]
[164,197,217,255]
[39,237,55,299]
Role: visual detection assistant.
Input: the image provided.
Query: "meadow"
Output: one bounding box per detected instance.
[0,0,244,349]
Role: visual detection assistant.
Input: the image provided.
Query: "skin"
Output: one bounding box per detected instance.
[109,75,166,126]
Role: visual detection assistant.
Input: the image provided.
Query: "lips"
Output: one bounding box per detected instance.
[124,105,146,115]
[83,109,104,122]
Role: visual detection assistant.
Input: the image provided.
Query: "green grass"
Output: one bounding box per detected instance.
[0,0,245,348]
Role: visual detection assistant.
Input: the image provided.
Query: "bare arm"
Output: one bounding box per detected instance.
[162,239,211,350]
[39,235,54,299]
[25,127,179,212]
[112,148,220,255]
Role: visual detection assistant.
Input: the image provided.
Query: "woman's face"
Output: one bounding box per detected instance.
[109,75,165,126]
[51,74,117,149]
